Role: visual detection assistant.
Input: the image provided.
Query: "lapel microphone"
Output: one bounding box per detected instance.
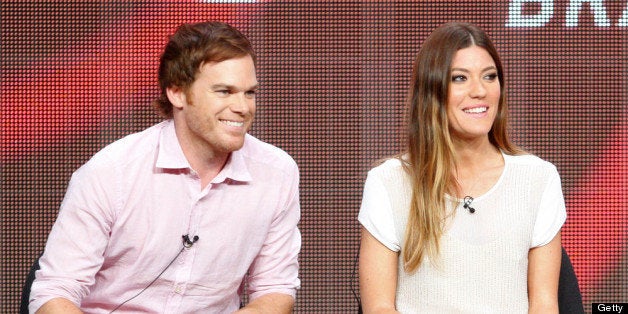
[463,196,476,214]
[182,234,199,248]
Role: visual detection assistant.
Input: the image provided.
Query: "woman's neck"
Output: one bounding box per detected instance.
[452,138,504,198]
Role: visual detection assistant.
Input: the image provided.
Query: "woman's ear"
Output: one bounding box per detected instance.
[166,86,186,110]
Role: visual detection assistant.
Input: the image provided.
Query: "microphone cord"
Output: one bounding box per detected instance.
[109,245,186,313]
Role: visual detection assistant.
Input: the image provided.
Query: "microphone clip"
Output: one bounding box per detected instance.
[182,234,199,248]
[463,196,475,214]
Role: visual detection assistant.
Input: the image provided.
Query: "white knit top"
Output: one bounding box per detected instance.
[358,153,566,313]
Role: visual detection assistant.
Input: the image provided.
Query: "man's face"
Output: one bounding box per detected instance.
[170,55,258,159]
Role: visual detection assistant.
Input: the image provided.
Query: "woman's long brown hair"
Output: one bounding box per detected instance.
[401,22,522,273]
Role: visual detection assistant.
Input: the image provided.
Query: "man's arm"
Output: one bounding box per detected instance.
[235,293,294,314]
[36,298,83,314]
[244,160,301,311]
[30,160,114,313]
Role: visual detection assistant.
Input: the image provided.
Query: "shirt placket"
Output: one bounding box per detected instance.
[163,172,208,313]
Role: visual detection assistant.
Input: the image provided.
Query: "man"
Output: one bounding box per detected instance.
[29,21,301,313]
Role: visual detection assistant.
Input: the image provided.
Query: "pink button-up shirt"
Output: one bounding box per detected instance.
[30,120,301,313]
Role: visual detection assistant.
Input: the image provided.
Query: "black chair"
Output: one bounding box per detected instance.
[559,247,585,314]
[352,246,585,313]
[20,253,41,314]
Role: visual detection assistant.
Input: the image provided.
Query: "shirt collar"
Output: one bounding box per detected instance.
[156,120,189,169]
[155,120,252,183]
[212,146,253,183]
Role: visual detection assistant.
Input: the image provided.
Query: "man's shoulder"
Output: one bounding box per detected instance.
[87,121,166,166]
[240,134,298,171]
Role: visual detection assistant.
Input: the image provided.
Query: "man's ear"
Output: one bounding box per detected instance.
[166,86,186,109]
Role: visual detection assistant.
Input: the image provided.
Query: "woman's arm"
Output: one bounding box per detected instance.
[359,227,400,314]
[528,232,562,314]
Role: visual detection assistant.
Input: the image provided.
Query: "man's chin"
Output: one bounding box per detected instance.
[221,139,246,154]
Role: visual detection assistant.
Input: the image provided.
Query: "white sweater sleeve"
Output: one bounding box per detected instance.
[531,166,567,247]
[358,170,400,252]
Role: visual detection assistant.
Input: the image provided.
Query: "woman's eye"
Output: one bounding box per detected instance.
[484,73,498,81]
[452,75,466,82]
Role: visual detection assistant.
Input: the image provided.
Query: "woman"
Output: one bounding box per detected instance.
[358,22,566,313]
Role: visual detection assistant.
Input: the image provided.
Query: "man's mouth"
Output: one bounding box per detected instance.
[220,120,244,127]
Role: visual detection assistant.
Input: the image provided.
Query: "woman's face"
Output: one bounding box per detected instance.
[446,45,500,142]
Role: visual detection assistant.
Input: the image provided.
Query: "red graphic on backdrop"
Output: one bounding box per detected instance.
[3,1,254,161]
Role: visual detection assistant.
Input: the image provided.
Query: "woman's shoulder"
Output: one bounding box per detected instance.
[369,156,404,173]
[503,153,558,173]
[367,156,410,186]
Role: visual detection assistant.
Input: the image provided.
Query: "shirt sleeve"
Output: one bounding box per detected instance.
[531,166,567,247]
[29,159,115,313]
[358,169,400,252]
[246,162,301,300]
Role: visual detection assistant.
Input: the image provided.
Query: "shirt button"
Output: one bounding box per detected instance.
[174,285,183,294]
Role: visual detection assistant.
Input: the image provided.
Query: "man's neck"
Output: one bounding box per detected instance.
[173,123,230,189]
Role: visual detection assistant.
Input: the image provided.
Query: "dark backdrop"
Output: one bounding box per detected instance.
[2,1,627,312]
